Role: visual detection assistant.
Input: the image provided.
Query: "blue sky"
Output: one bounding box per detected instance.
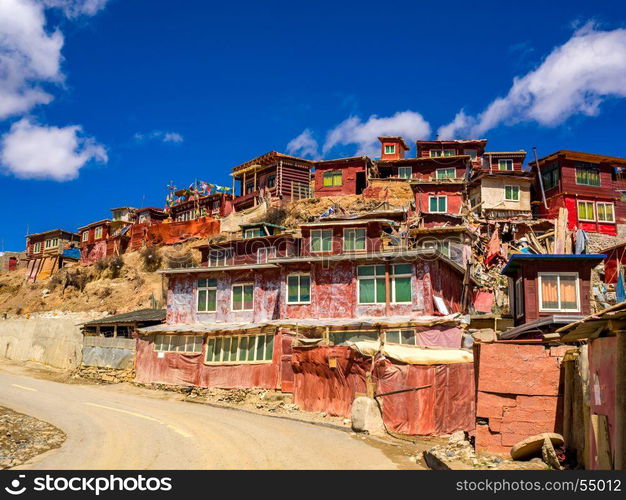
[2,0,626,250]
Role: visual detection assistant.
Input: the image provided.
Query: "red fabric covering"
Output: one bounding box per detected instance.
[414,326,462,348]
[291,346,475,436]
[472,291,494,314]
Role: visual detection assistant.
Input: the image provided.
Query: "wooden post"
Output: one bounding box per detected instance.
[616,331,626,470]
[113,325,118,338]
[563,356,575,452]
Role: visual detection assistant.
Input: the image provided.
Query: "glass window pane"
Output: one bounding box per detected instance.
[238,336,247,361]
[214,337,223,362]
[198,278,207,288]
[244,285,254,310]
[358,265,374,277]
[359,279,375,303]
[311,232,321,252]
[401,330,416,345]
[265,334,274,361]
[386,330,400,344]
[193,336,203,353]
[560,275,578,310]
[206,338,215,361]
[394,277,412,302]
[355,229,366,250]
[288,276,299,303]
[233,286,242,310]
[394,264,412,275]
[246,336,255,361]
[429,197,437,212]
[322,230,332,251]
[229,336,238,360]
[197,290,207,312]
[541,276,559,310]
[207,289,216,312]
[376,278,386,303]
[300,275,310,302]
[344,229,354,251]
[438,197,446,212]
[323,172,332,187]
[222,337,231,361]
[256,335,266,361]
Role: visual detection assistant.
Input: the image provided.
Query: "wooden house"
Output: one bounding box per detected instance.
[24,229,80,282]
[313,156,372,196]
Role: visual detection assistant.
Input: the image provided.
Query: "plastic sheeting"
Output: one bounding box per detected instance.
[291,345,475,435]
[82,345,134,369]
[350,341,473,364]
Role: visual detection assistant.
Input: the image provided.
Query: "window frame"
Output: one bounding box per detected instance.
[384,329,417,346]
[204,333,274,364]
[154,334,204,354]
[82,231,89,242]
[391,264,413,304]
[428,195,447,213]
[435,167,456,180]
[384,144,396,155]
[398,166,412,179]
[197,278,218,313]
[575,165,600,186]
[343,227,367,252]
[577,200,596,222]
[596,202,615,223]
[286,273,311,305]
[498,159,514,171]
[310,229,333,253]
[231,282,254,311]
[538,272,580,313]
[94,226,103,239]
[357,265,386,305]
[32,242,42,253]
[514,277,524,319]
[504,185,520,202]
[422,239,451,258]
[322,170,342,187]
[44,238,58,249]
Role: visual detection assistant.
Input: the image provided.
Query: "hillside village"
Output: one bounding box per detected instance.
[1,137,625,469]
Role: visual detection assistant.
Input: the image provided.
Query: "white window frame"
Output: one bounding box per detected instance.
[422,239,451,258]
[231,282,254,311]
[577,200,596,222]
[429,149,456,157]
[310,229,333,253]
[384,329,417,345]
[504,185,520,202]
[33,242,42,253]
[384,144,396,155]
[257,246,277,264]
[596,202,615,223]
[391,264,412,304]
[343,227,366,252]
[286,273,311,304]
[357,265,386,305]
[538,272,580,313]
[208,248,232,267]
[398,166,412,179]
[515,278,524,319]
[498,159,513,171]
[154,335,203,354]
[44,238,58,249]
[82,231,89,242]
[244,227,263,239]
[197,278,218,313]
[435,167,456,180]
[94,226,103,239]
[428,195,447,213]
[205,333,274,364]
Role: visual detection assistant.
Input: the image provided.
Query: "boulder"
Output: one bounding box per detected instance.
[350,397,386,436]
[510,433,564,461]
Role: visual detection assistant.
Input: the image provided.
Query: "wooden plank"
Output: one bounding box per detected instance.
[591,414,613,470]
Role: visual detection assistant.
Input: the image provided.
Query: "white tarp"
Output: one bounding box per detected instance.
[350,340,473,365]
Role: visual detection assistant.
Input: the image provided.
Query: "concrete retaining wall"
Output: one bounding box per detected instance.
[0,313,92,370]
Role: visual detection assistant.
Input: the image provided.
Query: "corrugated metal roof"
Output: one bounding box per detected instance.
[501,253,606,276]
[83,309,166,326]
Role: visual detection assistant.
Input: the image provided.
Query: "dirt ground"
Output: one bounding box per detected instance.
[0,406,66,469]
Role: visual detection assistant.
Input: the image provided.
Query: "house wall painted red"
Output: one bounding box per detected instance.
[413,184,465,217]
[313,158,368,196]
[603,243,626,284]
[299,223,384,256]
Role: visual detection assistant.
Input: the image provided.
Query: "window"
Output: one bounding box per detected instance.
[287,274,311,304]
[245,182,254,194]
[542,163,560,190]
[33,242,41,253]
[515,278,524,319]
[429,196,447,213]
[504,185,520,201]
[343,228,366,252]
[398,166,412,179]
[357,265,386,304]
[577,201,595,222]
[311,229,333,252]
[44,238,58,249]
[329,331,379,345]
[385,329,416,345]
[208,248,232,267]
[391,264,412,303]
[430,149,456,157]
[266,175,276,188]
[82,231,89,242]
[539,273,579,312]
[197,278,217,312]
[464,149,477,160]
[232,283,254,311]
[205,333,274,363]
[435,168,456,180]
[94,226,103,239]
[576,163,600,186]
[498,159,513,171]
[384,145,396,155]
[323,170,342,187]
[256,247,276,264]
[244,227,263,239]
[423,240,451,258]
[155,335,203,353]
[211,200,220,214]
[597,202,615,223]
[175,210,193,222]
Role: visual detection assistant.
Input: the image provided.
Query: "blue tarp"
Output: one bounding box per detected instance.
[63,248,80,259]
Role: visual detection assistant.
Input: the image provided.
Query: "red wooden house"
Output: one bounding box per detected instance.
[531,150,626,236]
[416,139,487,169]
[79,216,133,265]
[313,156,372,196]
[128,207,168,252]
[24,229,80,282]
[231,151,313,210]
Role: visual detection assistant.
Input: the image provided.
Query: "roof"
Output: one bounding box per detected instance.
[484,151,527,157]
[239,222,286,230]
[25,229,79,239]
[299,218,398,228]
[531,150,626,167]
[501,253,606,276]
[499,315,584,340]
[417,139,487,146]
[78,219,111,231]
[556,301,626,341]
[109,206,137,212]
[315,156,372,166]
[378,136,410,150]
[82,308,166,326]
[231,151,313,175]
[598,239,626,254]
[136,206,166,214]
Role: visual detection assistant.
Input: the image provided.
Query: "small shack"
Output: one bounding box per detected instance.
[82,308,166,338]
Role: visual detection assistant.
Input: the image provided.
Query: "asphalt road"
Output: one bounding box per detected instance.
[0,371,399,470]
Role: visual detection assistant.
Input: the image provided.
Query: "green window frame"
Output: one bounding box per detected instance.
[232,283,254,311]
[287,274,311,304]
[576,165,600,186]
[343,228,366,252]
[504,185,520,201]
[577,201,595,222]
[197,278,217,312]
[429,196,447,213]
[385,329,416,345]
[498,159,513,171]
[155,335,203,353]
[391,264,412,304]
[398,166,412,179]
[205,333,274,364]
[311,229,333,253]
[597,202,615,223]
[323,170,342,187]
[435,168,456,179]
[357,265,386,304]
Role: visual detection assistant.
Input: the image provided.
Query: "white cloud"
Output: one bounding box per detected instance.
[438,23,626,139]
[323,111,431,156]
[0,118,107,181]
[42,0,109,17]
[286,129,320,159]
[134,130,184,144]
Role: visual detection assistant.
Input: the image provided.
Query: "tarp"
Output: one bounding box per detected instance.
[291,345,475,435]
[350,340,473,364]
